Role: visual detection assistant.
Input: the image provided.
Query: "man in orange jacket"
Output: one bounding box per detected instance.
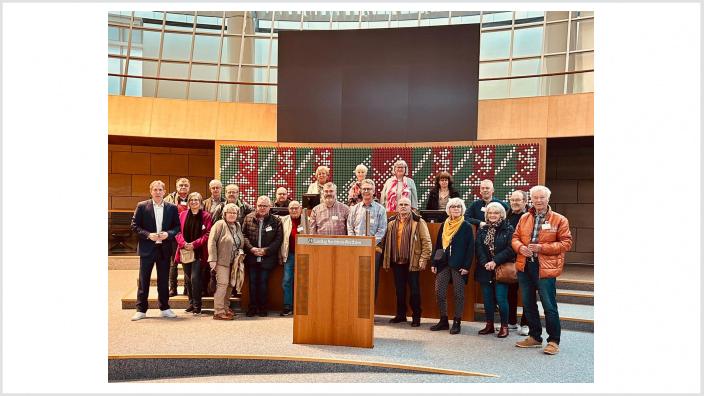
[511,185,572,355]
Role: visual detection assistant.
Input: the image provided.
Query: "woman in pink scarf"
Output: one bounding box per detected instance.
[380,159,418,211]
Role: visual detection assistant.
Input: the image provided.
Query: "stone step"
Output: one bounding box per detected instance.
[556,278,594,292]
[149,275,185,287]
[557,263,594,291]
[556,288,593,305]
[474,302,593,332]
[121,286,242,310]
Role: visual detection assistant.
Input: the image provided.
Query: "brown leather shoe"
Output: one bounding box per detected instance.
[478,321,495,335]
[497,325,509,338]
[515,336,543,348]
[227,308,235,316]
[213,312,234,320]
[543,341,560,355]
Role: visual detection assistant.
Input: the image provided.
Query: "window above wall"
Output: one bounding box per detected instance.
[108,11,593,102]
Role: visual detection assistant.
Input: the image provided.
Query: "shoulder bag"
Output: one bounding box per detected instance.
[494,262,517,284]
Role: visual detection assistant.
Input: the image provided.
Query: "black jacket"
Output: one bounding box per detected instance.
[131,200,181,258]
[425,188,460,210]
[242,212,283,270]
[432,220,474,276]
[474,220,516,284]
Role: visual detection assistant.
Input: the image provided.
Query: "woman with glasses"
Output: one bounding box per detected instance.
[475,202,517,338]
[207,203,245,320]
[430,198,474,335]
[175,192,212,315]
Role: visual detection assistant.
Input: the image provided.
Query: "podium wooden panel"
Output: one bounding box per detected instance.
[293,235,375,348]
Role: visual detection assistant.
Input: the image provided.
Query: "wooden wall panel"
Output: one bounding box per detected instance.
[109,94,591,142]
[510,96,549,138]
[108,144,215,210]
[215,102,277,141]
[477,93,593,140]
[107,96,153,136]
[547,93,594,137]
[111,151,150,174]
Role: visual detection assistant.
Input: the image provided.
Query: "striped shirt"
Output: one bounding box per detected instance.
[310,201,350,235]
[347,200,387,245]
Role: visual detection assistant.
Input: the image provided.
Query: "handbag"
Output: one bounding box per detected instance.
[432,248,448,267]
[494,261,518,284]
[180,248,195,264]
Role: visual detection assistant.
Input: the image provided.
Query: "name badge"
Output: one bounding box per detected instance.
[480,207,486,212]
[370,219,375,224]
[265,226,273,232]
[331,215,339,221]
[202,225,206,230]
[541,223,551,230]
[297,226,304,232]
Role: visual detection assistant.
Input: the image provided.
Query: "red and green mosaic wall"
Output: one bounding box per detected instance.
[219,143,540,207]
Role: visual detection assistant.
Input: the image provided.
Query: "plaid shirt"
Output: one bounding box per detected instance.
[347,200,387,245]
[310,201,350,235]
[529,210,546,260]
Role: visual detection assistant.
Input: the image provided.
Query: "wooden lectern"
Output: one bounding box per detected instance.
[293,234,376,348]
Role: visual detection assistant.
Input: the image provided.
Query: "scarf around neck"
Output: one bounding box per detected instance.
[442,216,464,250]
[387,177,409,211]
[483,219,503,260]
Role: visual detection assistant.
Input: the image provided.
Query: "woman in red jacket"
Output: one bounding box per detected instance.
[175,192,213,314]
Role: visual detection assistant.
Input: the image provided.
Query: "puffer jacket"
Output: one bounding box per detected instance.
[511,205,572,278]
[381,212,433,271]
[475,220,516,283]
[242,212,283,270]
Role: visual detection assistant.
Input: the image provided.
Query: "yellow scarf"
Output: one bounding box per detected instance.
[442,216,464,249]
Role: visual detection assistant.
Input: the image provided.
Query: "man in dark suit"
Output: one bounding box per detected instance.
[130,180,181,321]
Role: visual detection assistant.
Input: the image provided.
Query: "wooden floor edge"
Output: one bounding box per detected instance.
[108,354,498,378]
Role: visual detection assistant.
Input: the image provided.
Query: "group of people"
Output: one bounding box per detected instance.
[130,162,572,356]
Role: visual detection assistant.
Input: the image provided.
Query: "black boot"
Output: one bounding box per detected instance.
[450,318,461,334]
[430,315,449,331]
[411,316,421,327]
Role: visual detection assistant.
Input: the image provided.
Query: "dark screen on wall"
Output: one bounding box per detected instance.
[277,24,480,143]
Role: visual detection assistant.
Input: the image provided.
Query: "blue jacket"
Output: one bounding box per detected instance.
[432,220,474,275]
[465,198,510,226]
[131,199,181,257]
[474,220,516,284]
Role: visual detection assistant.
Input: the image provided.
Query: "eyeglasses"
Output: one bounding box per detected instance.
[361,188,373,191]
[256,204,270,208]
[449,205,462,209]
[225,212,238,215]
[188,199,200,202]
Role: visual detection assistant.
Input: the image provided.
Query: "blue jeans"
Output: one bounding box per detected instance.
[247,263,271,310]
[518,259,561,344]
[480,281,509,325]
[281,254,295,309]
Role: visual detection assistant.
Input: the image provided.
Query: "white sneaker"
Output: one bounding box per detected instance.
[508,323,518,330]
[160,309,177,318]
[519,325,529,336]
[131,312,146,321]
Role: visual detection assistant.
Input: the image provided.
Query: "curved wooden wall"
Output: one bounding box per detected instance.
[108,93,593,142]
